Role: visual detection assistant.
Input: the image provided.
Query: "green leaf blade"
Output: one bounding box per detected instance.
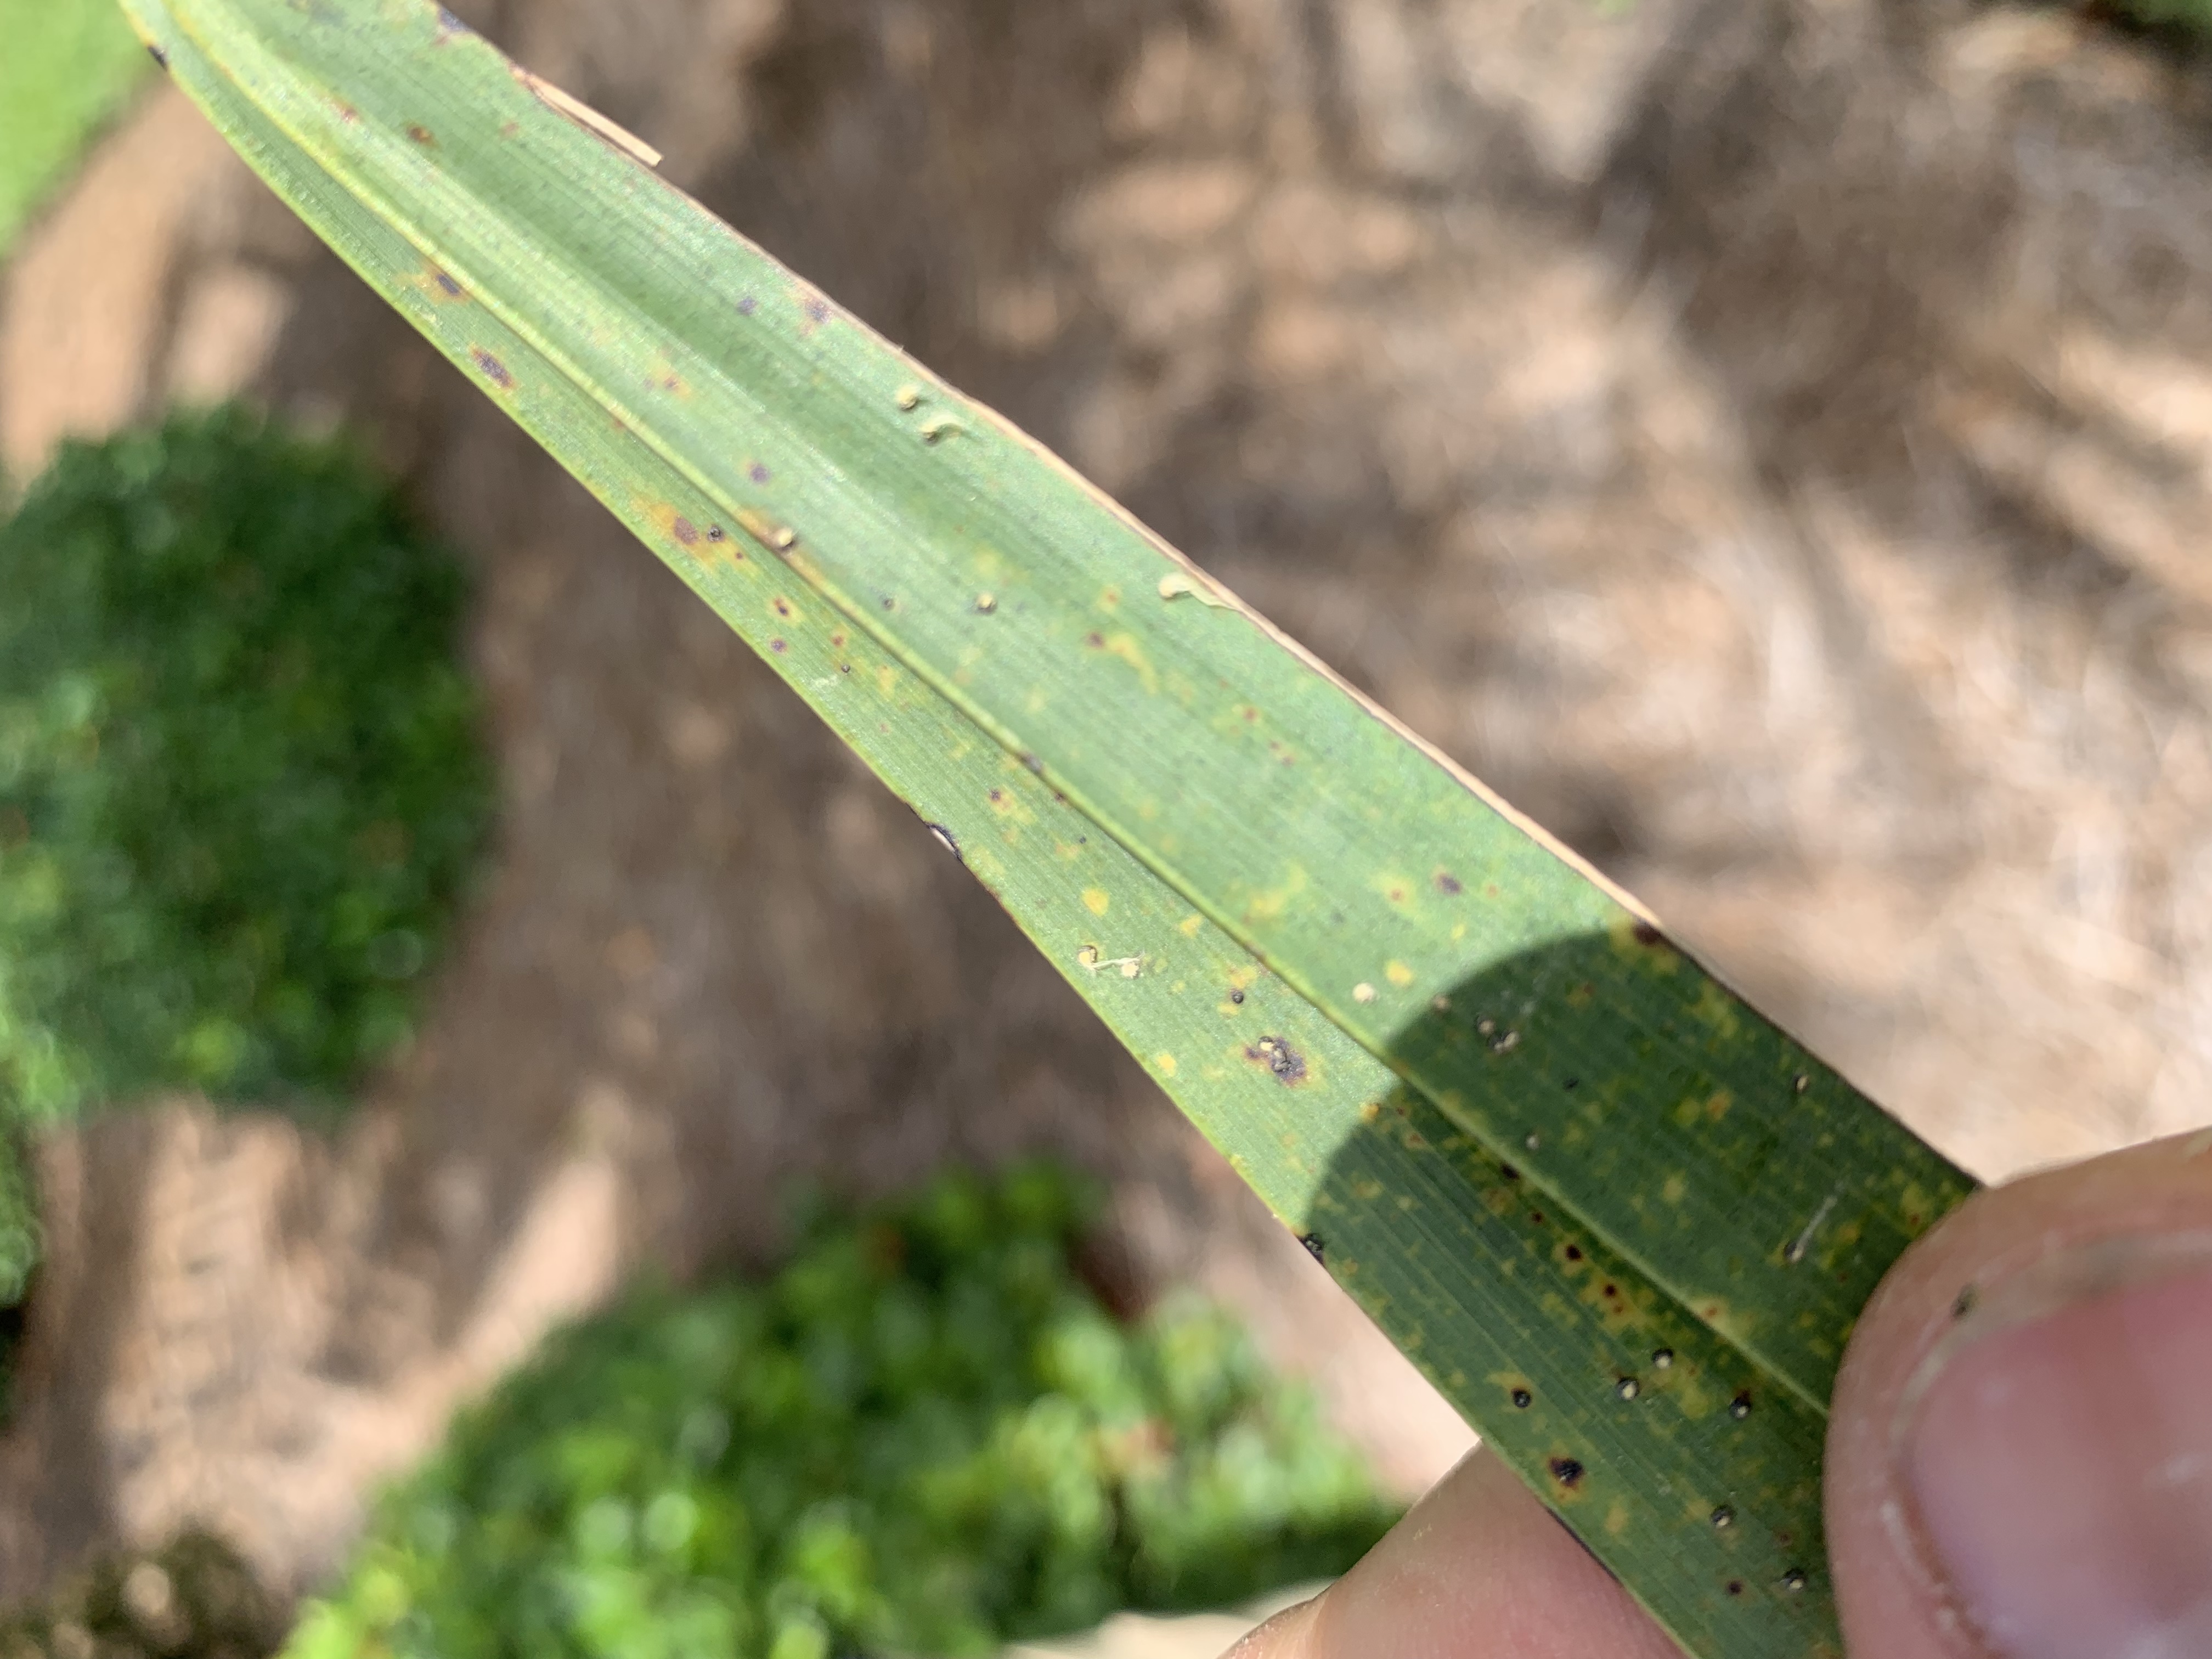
[119,3,1982,1651]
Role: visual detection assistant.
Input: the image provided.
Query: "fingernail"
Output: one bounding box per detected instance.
[1902,1235,2212,1659]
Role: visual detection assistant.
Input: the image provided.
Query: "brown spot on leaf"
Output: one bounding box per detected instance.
[1633,919,1663,946]
[773,597,793,618]
[407,123,437,146]
[738,296,758,315]
[433,269,463,297]
[1549,1458,1584,1488]
[146,43,169,68]
[471,348,514,389]
[1435,871,1464,894]
[750,461,771,484]
[671,516,699,546]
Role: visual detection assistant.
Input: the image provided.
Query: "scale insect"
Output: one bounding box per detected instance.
[1157,572,1234,608]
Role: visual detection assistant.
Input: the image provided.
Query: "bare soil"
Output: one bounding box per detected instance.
[5,0,2212,1635]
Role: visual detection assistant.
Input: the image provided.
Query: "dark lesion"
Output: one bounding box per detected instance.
[1245,1035,1307,1084]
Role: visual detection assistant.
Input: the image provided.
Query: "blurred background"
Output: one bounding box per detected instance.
[5,0,2212,1650]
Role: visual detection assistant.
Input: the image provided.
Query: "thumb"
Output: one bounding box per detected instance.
[1827,1128,2212,1659]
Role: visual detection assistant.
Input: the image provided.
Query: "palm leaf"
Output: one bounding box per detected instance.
[117,2,1977,1652]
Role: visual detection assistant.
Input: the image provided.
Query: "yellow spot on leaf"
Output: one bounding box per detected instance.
[1178,913,1205,938]
[1082,888,1111,917]
[1090,631,1158,692]
[1154,1052,1177,1077]
[1662,1172,1688,1204]
[1386,960,1415,987]
[1240,864,1309,926]
[1377,873,1416,907]
[1693,980,1741,1037]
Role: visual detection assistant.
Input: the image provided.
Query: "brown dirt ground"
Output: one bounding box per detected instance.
[5,0,2212,1638]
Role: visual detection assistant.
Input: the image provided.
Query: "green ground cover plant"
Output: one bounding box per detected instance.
[0,0,154,255]
[285,1164,1398,1659]
[0,407,494,1308]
